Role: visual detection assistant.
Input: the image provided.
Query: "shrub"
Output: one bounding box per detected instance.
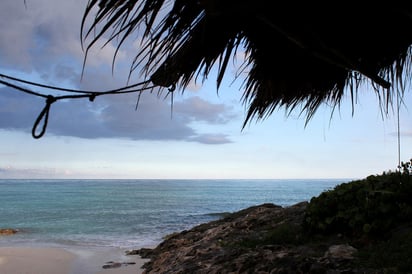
[303,165,412,238]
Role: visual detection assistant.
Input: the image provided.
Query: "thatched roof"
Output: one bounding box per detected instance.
[83,1,412,125]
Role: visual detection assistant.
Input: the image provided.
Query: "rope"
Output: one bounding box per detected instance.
[0,78,48,98]
[396,87,401,171]
[32,96,56,139]
[0,73,165,139]
[0,73,152,94]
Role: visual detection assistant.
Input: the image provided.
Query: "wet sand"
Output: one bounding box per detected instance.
[0,246,148,274]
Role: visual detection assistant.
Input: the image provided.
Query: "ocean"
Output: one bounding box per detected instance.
[0,179,346,249]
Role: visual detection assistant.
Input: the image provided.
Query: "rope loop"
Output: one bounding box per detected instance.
[1,73,156,139]
[32,95,56,139]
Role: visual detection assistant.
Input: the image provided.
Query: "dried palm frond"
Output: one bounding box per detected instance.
[82,1,412,125]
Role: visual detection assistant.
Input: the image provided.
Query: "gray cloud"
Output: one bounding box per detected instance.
[0,0,238,144]
[174,96,237,123]
[0,85,236,143]
[48,93,196,140]
[0,0,87,69]
[49,93,236,142]
[0,87,44,131]
[189,134,233,145]
[0,165,64,179]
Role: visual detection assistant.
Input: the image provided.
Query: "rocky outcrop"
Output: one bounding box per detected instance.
[102,261,136,269]
[132,202,368,273]
[0,228,18,236]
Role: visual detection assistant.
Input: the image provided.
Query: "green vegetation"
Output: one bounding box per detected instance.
[237,158,412,272]
[237,222,306,248]
[215,159,412,272]
[304,159,412,238]
[302,158,412,272]
[357,228,412,272]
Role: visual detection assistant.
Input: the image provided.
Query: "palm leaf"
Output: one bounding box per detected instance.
[82,1,412,124]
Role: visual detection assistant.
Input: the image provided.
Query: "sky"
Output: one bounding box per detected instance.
[0,0,411,179]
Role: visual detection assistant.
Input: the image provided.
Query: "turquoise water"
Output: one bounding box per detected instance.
[0,179,346,249]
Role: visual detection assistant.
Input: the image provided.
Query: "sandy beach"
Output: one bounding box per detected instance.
[0,247,148,274]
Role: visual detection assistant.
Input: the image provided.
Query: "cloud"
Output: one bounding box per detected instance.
[0,87,44,131]
[0,0,87,69]
[48,93,236,142]
[0,85,236,143]
[82,38,128,69]
[0,167,10,173]
[0,0,240,144]
[189,134,233,145]
[0,2,35,67]
[51,65,80,84]
[0,165,66,179]
[174,96,237,123]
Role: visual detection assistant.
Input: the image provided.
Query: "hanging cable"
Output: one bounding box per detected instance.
[0,73,159,139]
[396,86,401,171]
[0,73,152,94]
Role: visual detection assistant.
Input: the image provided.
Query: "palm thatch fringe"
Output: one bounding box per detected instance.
[82,1,412,125]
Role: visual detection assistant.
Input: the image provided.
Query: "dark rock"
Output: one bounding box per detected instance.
[125,249,139,255]
[142,203,314,273]
[102,262,122,269]
[0,228,18,236]
[140,202,410,273]
[324,244,357,260]
[102,261,136,269]
[126,247,154,258]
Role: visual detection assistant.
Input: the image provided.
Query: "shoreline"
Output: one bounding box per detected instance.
[0,246,149,274]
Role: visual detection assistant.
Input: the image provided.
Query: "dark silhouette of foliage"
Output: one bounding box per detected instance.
[399,158,412,175]
[1,2,411,138]
[304,161,412,238]
[82,1,412,126]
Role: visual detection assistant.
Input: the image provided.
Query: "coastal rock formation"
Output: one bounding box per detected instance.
[102,261,136,269]
[134,202,365,273]
[0,228,18,236]
[129,197,412,273]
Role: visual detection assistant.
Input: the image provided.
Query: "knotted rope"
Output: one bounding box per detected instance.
[0,73,174,139]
